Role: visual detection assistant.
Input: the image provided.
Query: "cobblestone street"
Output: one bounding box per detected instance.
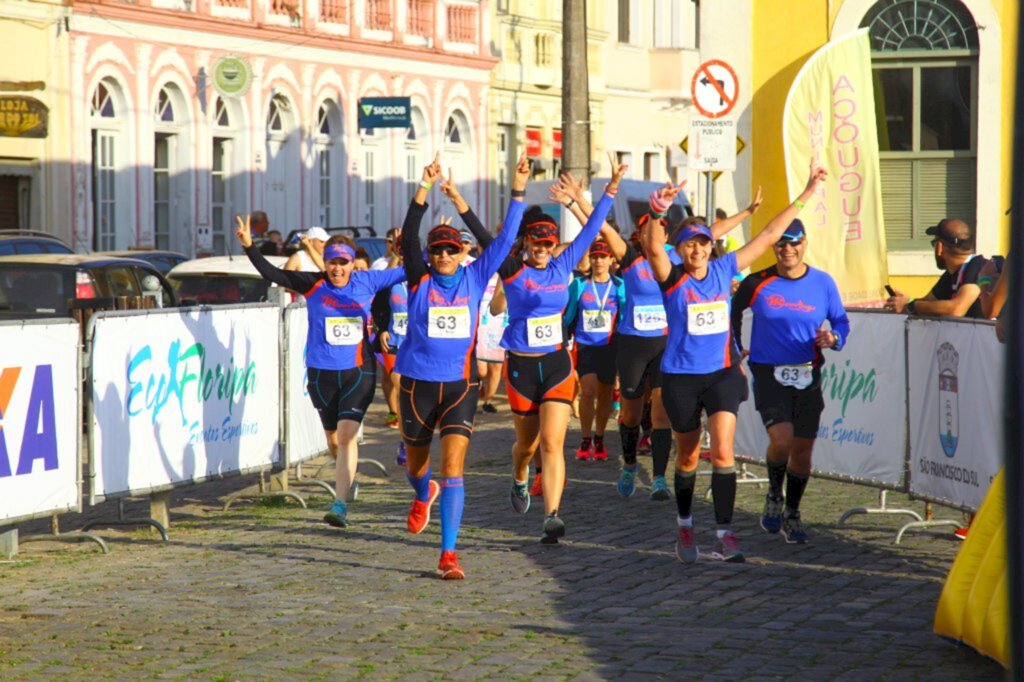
[0,397,1002,680]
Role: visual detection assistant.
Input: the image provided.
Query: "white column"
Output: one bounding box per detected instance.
[71,36,90,251]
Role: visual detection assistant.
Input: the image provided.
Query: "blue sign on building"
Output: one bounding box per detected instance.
[357,97,411,129]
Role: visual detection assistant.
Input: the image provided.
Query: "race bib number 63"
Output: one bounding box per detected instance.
[325,316,362,346]
[429,306,471,338]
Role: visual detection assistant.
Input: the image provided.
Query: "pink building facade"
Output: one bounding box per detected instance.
[68,0,493,255]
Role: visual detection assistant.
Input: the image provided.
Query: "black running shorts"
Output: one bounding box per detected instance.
[615,334,665,400]
[661,365,749,433]
[750,362,825,439]
[399,376,480,446]
[504,349,576,416]
[576,341,618,385]
[306,365,377,430]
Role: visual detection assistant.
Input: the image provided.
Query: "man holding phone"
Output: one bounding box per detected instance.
[730,219,850,544]
[884,218,990,319]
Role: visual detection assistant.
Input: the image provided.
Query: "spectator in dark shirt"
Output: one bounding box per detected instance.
[261,229,284,256]
[885,218,990,319]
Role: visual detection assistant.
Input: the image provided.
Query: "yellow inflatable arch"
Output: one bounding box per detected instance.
[933,469,1009,667]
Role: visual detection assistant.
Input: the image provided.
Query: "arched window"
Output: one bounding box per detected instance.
[211,97,245,255]
[314,101,342,227]
[443,111,474,211]
[444,115,463,145]
[264,93,299,233]
[267,94,289,133]
[214,97,231,128]
[862,0,978,249]
[153,85,188,251]
[90,78,127,251]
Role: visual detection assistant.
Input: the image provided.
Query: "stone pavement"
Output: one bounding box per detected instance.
[0,395,1003,681]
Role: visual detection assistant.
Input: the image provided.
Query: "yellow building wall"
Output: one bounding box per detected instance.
[749,0,1018,289]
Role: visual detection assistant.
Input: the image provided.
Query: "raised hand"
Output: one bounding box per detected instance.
[606,152,630,192]
[747,185,764,214]
[512,151,530,192]
[441,167,463,203]
[235,214,253,248]
[422,151,443,186]
[805,159,827,192]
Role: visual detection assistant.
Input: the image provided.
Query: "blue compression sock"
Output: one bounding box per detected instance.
[439,477,465,552]
[407,467,432,502]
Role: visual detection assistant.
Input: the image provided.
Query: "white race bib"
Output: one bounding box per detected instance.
[582,309,613,333]
[528,314,563,347]
[325,316,362,346]
[774,363,814,389]
[687,300,728,336]
[633,304,667,331]
[393,312,408,337]
[428,306,471,339]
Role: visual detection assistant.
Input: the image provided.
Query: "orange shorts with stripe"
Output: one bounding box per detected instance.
[503,348,576,416]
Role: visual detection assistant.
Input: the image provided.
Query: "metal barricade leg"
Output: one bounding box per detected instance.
[19,515,110,555]
[81,494,170,542]
[221,470,308,511]
[837,490,923,525]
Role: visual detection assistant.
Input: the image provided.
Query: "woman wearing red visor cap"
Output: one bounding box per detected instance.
[644,160,827,564]
[237,216,406,530]
[497,160,628,544]
[393,152,528,579]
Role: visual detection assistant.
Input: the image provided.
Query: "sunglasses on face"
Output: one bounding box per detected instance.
[429,245,461,256]
[530,240,557,249]
[774,239,804,248]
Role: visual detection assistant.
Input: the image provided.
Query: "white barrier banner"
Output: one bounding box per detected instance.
[0,320,80,524]
[284,304,328,464]
[735,311,906,486]
[90,306,280,500]
[908,318,1002,510]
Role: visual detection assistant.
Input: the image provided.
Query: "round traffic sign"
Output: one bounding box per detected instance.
[691,60,739,119]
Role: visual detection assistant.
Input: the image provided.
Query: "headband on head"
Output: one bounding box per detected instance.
[324,243,355,262]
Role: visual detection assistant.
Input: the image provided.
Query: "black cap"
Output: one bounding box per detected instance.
[925,219,974,249]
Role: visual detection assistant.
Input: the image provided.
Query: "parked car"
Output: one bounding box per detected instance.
[281,226,386,263]
[0,254,176,319]
[95,249,189,274]
[167,255,288,305]
[0,229,74,256]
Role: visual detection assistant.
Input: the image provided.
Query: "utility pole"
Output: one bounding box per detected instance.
[561,0,591,187]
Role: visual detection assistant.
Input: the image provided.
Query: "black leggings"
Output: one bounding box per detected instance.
[399,376,480,446]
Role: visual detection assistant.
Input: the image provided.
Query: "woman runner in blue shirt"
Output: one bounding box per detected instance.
[644,160,828,564]
[499,162,627,544]
[235,215,405,529]
[396,152,528,580]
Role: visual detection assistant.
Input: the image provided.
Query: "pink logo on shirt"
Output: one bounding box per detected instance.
[765,294,816,312]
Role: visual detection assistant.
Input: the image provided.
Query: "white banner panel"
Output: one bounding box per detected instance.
[0,320,80,524]
[284,303,328,465]
[908,318,1002,511]
[89,305,281,501]
[734,311,906,487]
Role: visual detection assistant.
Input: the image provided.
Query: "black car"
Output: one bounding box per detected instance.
[0,229,74,256]
[95,249,189,274]
[0,254,177,319]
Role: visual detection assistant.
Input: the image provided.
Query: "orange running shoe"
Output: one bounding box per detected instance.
[437,550,465,580]
[407,480,441,534]
[529,472,543,497]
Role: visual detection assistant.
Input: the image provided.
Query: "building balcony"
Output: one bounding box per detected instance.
[78,0,484,57]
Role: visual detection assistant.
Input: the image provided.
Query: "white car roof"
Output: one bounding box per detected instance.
[168,255,287,278]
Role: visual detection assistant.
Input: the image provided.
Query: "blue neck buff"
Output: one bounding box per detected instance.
[430,266,465,289]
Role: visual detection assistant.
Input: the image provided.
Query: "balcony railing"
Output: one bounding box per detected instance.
[83,0,480,53]
[365,0,393,31]
[446,3,476,43]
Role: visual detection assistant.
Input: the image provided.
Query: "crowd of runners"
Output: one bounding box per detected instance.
[236,149,847,580]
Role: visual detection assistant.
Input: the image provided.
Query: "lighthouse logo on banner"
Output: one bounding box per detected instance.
[936,342,959,458]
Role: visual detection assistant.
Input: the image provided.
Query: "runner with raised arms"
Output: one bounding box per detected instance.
[236,215,406,529]
[644,159,827,563]
[395,151,528,579]
[500,162,627,544]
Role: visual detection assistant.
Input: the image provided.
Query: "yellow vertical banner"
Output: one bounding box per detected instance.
[783,29,888,305]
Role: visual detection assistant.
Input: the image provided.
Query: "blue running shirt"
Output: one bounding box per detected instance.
[499,193,614,353]
[572,277,620,347]
[617,242,668,338]
[659,252,741,374]
[395,199,525,381]
[731,265,850,366]
[244,244,405,370]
